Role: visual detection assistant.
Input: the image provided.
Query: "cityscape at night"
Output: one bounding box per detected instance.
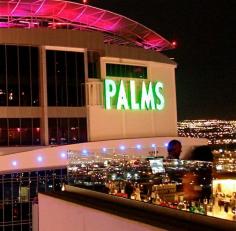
[178,120,236,150]
[0,1,235,231]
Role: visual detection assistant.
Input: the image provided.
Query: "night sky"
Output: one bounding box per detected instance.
[79,0,236,120]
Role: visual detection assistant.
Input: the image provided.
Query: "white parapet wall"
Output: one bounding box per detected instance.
[38,193,167,231]
[0,137,208,173]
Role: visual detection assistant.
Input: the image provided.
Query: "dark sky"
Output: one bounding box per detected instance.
[81,0,236,120]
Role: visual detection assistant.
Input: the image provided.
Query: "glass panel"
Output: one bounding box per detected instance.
[21,202,30,220]
[67,52,78,106]
[58,118,68,144]
[0,119,8,145]
[46,50,56,106]
[46,50,85,106]
[0,168,67,231]
[12,175,20,201]
[4,180,12,203]
[8,119,20,146]
[46,170,54,192]
[19,46,31,106]
[55,51,67,106]
[79,118,87,143]
[48,118,88,144]
[69,118,79,144]
[48,118,57,145]
[31,47,39,106]
[32,118,40,145]
[21,119,32,145]
[38,171,46,192]
[7,45,19,106]
[76,52,85,106]
[30,171,38,198]
[0,45,7,106]
[106,63,147,79]
[88,51,100,79]
[4,204,12,222]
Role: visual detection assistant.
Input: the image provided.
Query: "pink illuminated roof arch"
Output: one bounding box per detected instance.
[0,0,174,51]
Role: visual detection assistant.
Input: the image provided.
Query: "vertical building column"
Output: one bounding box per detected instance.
[39,47,49,145]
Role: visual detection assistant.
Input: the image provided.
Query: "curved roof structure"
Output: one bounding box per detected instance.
[0,0,174,51]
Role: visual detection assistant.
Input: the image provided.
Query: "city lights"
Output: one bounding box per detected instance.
[178,119,236,147]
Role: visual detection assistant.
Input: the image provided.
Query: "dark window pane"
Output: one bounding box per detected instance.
[106,63,147,79]
[0,45,7,105]
[88,51,100,79]
[19,46,31,106]
[58,119,68,144]
[69,118,79,143]
[31,47,39,106]
[32,119,40,145]
[46,51,57,106]
[48,118,57,144]
[12,180,20,200]
[67,52,78,106]
[76,52,85,106]
[4,181,12,202]
[4,204,12,222]
[7,46,19,106]
[79,118,87,143]
[46,50,85,106]
[56,51,67,106]
[48,118,87,145]
[8,119,20,145]
[21,119,32,145]
[0,119,8,145]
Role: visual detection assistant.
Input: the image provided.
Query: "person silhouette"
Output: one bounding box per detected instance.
[166,139,182,159]
[190,145,213,161]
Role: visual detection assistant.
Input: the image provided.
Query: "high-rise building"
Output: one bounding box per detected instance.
[0,1,207,230]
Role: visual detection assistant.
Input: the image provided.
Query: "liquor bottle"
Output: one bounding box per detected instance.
[189,201,196,213]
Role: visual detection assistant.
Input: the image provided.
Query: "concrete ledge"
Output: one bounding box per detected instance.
[41,186,236,231]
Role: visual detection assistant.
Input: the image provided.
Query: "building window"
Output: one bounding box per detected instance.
[0,45,39,106]
[48,118,87,145]
[46,50,85,106]
[106,63,147,79]
[0,168,67,231]
[0,118,40,146]
[88,50,100,79]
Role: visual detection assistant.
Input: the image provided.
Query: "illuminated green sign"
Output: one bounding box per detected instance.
[104,79,165,110]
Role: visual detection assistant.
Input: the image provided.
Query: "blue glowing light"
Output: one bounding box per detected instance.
[82,149,88,155]
[102,147,107,152]
[164,142,168,147]
[60,152,67,159]
[151,144,156,148]
[37,156,43,162]
[12,160,17,166]
[136,144,142,149]
[120,145,125,151]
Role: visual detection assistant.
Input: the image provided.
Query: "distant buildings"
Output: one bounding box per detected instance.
[178,120,236,149]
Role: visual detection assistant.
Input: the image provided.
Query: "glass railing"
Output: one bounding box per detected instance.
[67,150,236,221]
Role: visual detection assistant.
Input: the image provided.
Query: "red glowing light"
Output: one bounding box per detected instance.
[171,41,177,47]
